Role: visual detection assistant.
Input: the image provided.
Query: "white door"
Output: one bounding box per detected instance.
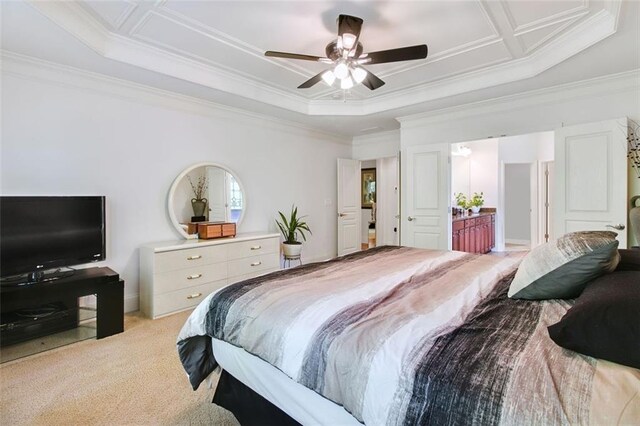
[337,158,361,255]
[554,118,628,247]
[402,144,450,249]
[207,167,227,222]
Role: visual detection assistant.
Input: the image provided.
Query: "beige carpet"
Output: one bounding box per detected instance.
[0,310,240,425]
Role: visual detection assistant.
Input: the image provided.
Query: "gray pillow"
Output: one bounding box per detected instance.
[508,231,620,300]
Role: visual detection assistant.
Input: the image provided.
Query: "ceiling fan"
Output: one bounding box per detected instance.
[265,14,428,91]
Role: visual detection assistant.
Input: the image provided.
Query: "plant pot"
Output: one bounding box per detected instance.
[191,198,207,217]
[282,242,302,257]
[471,206,481,214]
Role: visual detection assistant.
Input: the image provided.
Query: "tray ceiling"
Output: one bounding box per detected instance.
[19,0,622,116]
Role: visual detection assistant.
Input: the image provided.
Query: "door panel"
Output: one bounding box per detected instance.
[554,118,628,248]
[337,158,361,255]
[402,144,450,249]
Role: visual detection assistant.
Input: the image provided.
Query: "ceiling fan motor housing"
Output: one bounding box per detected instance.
[325,40,363,61]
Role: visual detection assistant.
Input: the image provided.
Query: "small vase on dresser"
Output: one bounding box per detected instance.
[191,198,207,218]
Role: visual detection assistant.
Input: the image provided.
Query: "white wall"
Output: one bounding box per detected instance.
[352,130,400,160]
[504,164,531,243]
[450,139,498,208]
[1,68,350,312]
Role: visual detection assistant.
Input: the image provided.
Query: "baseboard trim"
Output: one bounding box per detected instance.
[505,239,531,245]
[124,295,139,314]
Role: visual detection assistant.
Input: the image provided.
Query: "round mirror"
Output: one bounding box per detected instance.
[168,162,246,239]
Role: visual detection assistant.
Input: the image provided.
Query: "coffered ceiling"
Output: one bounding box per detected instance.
[1,1,638,136]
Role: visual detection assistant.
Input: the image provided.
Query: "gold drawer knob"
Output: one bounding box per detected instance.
[250,246,261,250]
[187,274,202,280]
[251,261,262,267]
[186,293,202,299]
[187,255,202,260]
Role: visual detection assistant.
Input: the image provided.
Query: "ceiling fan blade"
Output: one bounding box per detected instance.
[361,69,385,90]
[338,14,363,39]
[297,71,326,89]
[363,44,428,65]
[265,51,325,62]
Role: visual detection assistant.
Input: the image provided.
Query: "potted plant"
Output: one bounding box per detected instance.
[469,192,484,213]
[276,205,312,257]
[455,193,468,209]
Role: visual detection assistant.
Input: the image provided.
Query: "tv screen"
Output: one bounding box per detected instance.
[0,196,106,278]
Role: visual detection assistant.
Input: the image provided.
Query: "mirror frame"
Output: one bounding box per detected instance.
[167,162,247,239]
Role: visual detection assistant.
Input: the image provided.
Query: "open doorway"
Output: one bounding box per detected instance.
[504,163,532,251]
[360,156,399,251]
[449,131,554,252]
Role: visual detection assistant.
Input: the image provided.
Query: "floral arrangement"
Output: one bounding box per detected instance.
[469,192,484,207]
[455,193,468,208]
[455,192,484,209]
[188,175,208,200]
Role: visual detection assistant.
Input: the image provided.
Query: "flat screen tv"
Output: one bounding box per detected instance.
[0,196,105,282]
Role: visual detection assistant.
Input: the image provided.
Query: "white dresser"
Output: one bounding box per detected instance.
[139,232,280,319]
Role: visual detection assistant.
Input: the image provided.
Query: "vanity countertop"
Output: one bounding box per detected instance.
[452,211,495,223]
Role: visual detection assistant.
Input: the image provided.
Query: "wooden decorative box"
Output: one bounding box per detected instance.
[197,222,237,239]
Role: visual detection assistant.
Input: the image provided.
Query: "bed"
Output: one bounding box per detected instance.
[177,246,640,425]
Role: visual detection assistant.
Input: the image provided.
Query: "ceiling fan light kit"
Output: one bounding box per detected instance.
[265,14,428,92]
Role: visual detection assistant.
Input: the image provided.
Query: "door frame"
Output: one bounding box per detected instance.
[497,161,539,251]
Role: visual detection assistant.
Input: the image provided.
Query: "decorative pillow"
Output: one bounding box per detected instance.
[508,231,620,300]
[547,271,640,369]
[616,248,640,271]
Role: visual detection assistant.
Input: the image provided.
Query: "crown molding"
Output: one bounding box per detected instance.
[0,50,351,144]
[396,68,640,127]
[24,0,624,117]
[352,129,401,146]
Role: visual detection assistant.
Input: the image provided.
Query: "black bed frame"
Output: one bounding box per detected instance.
[214,370,301,426]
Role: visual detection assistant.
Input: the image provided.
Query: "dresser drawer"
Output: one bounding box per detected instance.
[227,237,278,260]
[153,263,227,295]
[228,254,279,278]
[154,245,227,273]
[153,278,228,318]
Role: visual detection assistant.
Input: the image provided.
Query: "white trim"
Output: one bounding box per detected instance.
[0,50,350,144]
[504,239,531,245]
[124,294,139,314]
[397,69,640,126]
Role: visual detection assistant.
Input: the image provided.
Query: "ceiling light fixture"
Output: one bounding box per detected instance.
[334,61,349,79]
[340,76,354,90]
[351,67,367,84]
[265,14,429,92]
[321,70,336,86]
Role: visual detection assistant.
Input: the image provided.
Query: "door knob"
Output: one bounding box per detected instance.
[338,212,347,217]
[407,216,415,221]
[606,224,626,231]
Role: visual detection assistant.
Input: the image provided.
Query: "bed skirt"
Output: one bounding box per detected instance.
[213,369,300,426]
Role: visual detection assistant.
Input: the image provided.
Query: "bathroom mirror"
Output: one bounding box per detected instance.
[168,162,246,239]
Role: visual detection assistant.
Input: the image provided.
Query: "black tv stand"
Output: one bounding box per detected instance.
[1,267,124,347]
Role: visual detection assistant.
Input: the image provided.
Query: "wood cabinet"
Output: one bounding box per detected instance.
[452,213,495,254]
[139,232,280,319]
